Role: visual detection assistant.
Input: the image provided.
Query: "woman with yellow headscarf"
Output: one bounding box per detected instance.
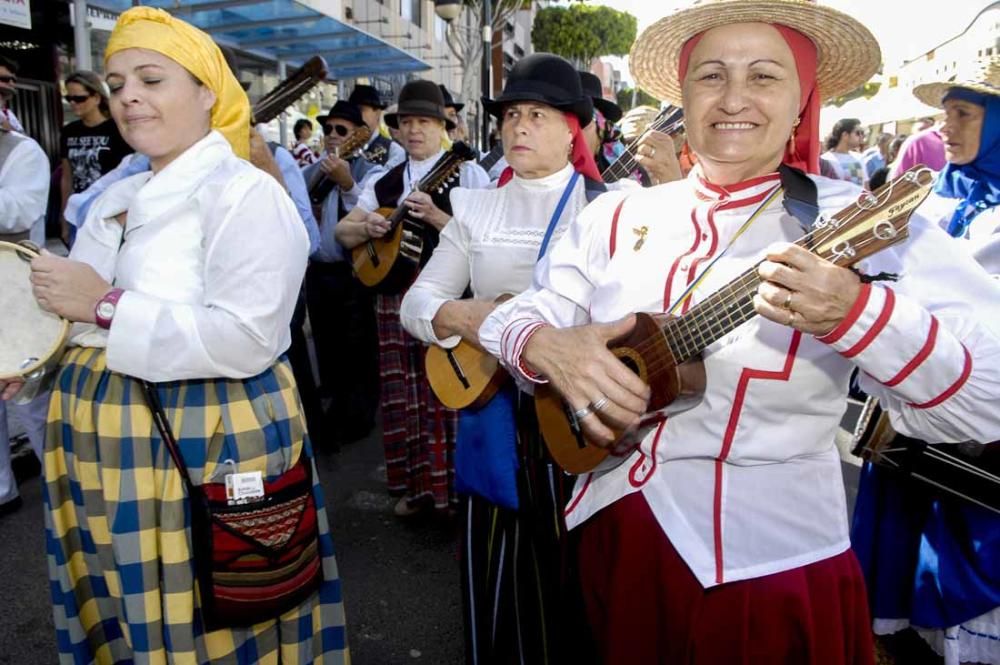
[0,8,349,663]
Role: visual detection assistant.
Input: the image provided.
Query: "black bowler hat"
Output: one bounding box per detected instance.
[384,80,456,130]
[316,100,364,127]
[483,53,593,128]
[438,84,464,112]
[578,71,622,124]
[348,83,387,110]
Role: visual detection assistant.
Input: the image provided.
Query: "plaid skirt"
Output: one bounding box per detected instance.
[43,346,349,665]
[376,294,457,510]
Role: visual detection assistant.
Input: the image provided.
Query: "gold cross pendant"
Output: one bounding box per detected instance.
[633,225,649,251]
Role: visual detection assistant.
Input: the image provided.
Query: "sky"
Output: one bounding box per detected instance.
[582,0,996,84]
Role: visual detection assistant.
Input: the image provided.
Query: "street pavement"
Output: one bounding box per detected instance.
[0,408,863,665]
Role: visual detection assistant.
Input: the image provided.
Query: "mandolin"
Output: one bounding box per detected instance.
[307,125,373,205]
[252,56,328,125]
[351,141,478,294]
[536,165,937,474]
[424,294,513,410]
[601,105,685,183]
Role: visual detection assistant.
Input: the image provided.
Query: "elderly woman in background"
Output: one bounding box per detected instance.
[478,1,1000,663]
[852,58,1000,665]
[1,8,348,663]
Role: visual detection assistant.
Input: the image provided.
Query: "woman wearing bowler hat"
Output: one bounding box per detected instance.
[337,80,489,518]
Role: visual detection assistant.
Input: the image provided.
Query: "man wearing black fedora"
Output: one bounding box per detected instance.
[336,79,489,518]
[438,84,468,142]
[348,83,404,168]
[579,70,681,186]
[302,98,385,445]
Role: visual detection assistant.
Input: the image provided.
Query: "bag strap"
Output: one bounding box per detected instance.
[139,380,197,494]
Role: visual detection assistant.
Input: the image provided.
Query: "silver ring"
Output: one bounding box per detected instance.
[572,405,593,420]
[649,147,656,158]
[783,291,793,309]
[590,396,610,413]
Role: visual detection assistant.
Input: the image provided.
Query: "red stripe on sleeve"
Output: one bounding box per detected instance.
[840,288,896,359]
[908,345,973,409]
[882,316,939,387]
[609,198,626,259]
[816,283,872,345]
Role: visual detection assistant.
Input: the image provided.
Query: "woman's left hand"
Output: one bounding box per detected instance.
[634,132,682,185]
[754,243,862,336]
[30,253,113,324]
[405,192,451,230]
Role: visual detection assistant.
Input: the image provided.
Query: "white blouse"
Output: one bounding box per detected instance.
[69,131,310,382]
[479,169,1000,588]
[401,164,590,346]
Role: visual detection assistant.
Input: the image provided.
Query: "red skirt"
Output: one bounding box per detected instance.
[577,492,874,665]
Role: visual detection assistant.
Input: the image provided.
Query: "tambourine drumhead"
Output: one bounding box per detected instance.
[0,241,70,380]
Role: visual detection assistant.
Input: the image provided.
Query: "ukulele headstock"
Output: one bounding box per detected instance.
[420,142,476,193]
[335,126,374,159]
[808,166,936,266]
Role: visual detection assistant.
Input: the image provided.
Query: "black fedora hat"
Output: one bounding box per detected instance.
[384,80,456,130]
[316,100,364,127]
[579,71,622,124]
[483,53,593,128]
[438,84,465,112]
[348,83,387,110]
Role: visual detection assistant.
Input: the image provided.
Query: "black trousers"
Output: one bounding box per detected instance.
[305,260,379,443]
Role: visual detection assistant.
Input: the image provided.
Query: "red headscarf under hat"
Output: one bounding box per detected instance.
[678,24,820,175]
[497,111,602,186]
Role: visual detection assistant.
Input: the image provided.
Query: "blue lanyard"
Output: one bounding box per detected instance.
[536,171,581,262]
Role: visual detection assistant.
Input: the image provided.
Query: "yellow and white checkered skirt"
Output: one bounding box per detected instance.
[43,346,350,664]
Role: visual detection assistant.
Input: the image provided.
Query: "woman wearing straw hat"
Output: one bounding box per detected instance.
[59,70,133,246]
[0,7,348,663]
[852,58,1000,665]
[478,1,1000,662]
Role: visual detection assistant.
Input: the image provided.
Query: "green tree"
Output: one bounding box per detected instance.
[616,87,660,113]
[531,4,637,67]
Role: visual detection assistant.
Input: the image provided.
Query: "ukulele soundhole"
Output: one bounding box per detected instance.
[613,348,646,382]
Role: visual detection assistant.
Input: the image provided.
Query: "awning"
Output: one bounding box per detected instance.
[89,0,431,79]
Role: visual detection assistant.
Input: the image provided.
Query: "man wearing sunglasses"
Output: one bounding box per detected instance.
[301,99,386,446]
[0,55,24,134]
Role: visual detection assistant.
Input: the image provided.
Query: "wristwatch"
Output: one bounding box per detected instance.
[94,288,125,330]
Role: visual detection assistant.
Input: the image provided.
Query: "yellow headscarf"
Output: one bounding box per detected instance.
[105,7,250,159]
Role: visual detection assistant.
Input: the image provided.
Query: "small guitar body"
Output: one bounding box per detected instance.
[425,294,515,410]
[535,312,706,474]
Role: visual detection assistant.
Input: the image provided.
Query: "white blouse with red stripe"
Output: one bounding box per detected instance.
[478,169,1000,589]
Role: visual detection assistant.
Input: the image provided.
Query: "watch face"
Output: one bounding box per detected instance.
[97,301,116,319]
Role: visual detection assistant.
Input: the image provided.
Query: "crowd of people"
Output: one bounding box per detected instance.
[1,0,998,663]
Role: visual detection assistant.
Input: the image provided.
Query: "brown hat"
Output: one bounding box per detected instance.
[384,80,455,131]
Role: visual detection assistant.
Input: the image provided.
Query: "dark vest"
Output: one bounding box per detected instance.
[365,135,394,166]
[373,158,461,266]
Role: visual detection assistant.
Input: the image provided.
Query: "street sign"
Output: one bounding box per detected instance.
[0,0,30,30]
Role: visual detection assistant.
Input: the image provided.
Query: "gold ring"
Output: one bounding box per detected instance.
[783,291,793,309]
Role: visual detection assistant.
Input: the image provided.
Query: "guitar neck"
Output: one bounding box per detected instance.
[601,108,684,182]
[478,142,504,172]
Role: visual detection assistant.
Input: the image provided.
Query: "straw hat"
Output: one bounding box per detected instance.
[913,57,1000,108]
[629,0,881,106]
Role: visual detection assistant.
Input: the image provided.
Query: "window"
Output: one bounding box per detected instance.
[435,14,445,41]
[401,0,421,26]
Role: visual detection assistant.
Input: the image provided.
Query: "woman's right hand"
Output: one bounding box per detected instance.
[0,380,25,401]
[521,316,650,447]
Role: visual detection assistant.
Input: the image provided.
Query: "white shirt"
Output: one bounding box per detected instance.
[479,169,1000,588]
[69,131,310,382]
[0,131,49,245]
[356,148,490,214]
[401,164,592,346]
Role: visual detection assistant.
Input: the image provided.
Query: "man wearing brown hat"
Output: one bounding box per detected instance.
[348,83,404,168]
[336,79,489,517]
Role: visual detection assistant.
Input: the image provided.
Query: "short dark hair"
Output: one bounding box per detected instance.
[826,118,861,151]
[293,118,312,140]
[0,54,17,75]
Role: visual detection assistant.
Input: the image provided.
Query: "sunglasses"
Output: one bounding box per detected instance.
[323,123,351,137]
[0,76,16,84]
[65,94,93,104]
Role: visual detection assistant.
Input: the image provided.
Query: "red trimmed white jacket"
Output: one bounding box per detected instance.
[478,170,1000,588]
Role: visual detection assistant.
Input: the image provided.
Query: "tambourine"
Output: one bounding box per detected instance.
[0,241,70,398]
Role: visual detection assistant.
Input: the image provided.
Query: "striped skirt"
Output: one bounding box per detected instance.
[376,294,457,510]
[43,347,349,665]
[461,390,596,665]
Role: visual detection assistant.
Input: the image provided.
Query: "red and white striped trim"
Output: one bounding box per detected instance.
[908,344,973,409]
